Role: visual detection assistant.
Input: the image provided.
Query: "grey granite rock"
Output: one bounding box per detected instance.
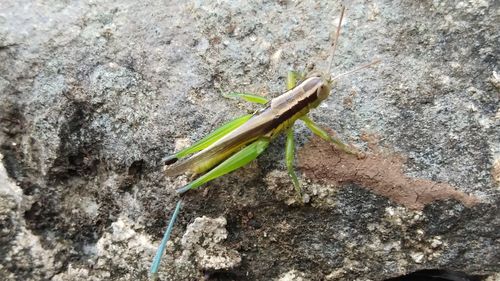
[0,0,498,280]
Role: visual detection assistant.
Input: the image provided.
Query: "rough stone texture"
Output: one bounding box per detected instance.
[0,0,498,281]
[180,216,241,271]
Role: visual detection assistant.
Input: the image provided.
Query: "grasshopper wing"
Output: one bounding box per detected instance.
[163,137,250,177]
[164,111,275,177]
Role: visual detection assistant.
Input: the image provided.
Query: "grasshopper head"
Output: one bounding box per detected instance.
[306,71,335,101]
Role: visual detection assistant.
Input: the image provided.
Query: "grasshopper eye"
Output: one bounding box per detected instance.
[317,84,331,100]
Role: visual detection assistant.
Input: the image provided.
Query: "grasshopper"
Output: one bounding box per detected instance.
[150,6,379,278]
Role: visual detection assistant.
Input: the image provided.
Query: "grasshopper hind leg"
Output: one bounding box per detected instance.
[162,114,253,165]
[176,138,270,194]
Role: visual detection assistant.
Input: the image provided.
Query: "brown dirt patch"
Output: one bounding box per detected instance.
[297,136,479,210]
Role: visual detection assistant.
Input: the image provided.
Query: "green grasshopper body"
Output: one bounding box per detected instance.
[150,6,377,278]
[165,74,340,195]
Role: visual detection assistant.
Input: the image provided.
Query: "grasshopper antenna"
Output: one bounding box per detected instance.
[332,59,381,80]
[327,5,346,75]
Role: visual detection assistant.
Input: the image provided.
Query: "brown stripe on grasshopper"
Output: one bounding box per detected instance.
[265,75,332,138]
[164,76,332,177]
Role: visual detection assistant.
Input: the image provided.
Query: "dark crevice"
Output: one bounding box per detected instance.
[384,269,486,281]
[0,104,27,180]
[47,100,103,183]
[204,269,243,280]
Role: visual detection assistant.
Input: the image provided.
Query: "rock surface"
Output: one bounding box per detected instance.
[0,0,498,280]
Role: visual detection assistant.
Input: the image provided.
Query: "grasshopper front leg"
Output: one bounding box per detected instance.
[287,70,305,90]
[287,68,357,155]
[300,115,357,155]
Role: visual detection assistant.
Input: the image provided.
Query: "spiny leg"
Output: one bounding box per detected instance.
[300,115,357,155]
[222,92,269,104]
[286,125,302,199]
[150,199,183,279]
[176,138,270,194]
[162,114,253,164]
